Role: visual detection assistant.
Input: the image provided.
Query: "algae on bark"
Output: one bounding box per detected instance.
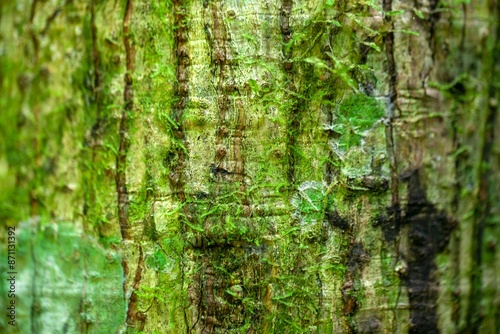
[1,0,499,333]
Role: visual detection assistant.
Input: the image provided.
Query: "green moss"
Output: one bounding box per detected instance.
[146,248,168,271]
[333,94,385,150]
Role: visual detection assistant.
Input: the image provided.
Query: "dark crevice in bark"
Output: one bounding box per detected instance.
[28,0,41,217]
[323,106,337,184]
[333,211,369,333]
[29,0,40,64]
[326,210,350,232]
[29,30,40,66]
[428,0,440,63]
[413,0,440,63]
[85,0,104,229]
[342,242,370,325]
[203,23,213,71]
[192,4,254,332]
[189,265,202,333]
[41,0,73,36]
[322,24,342,186]
[168,0,190,205]
[382,0,401,233]
[193,249,261,333]
[466,3,500,331]
[450,105,464,331]
[280,0,299,185]
[116,0,135,319]
[116,0,134,241]
[201,261,216,334]
[89,0,103,129]
[373,208,398,243]
[316,272,324,332]
[172,3,190,124]
[210,1,233,170]
[280,0,293,69]
[375,170,456,333]
[459,4,467,54]
[401,170,455,333]
[382,0,397,114]
[126,246,146,332]
[208,1,249,203]
[29,111,40,217]
[29,0,38,22]
[232,97,249,207]
[169,1,192,332]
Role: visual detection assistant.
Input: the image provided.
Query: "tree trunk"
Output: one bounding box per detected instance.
[1,0,499,333]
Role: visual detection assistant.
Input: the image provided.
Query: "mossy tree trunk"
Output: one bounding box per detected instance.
[1,0,499,333]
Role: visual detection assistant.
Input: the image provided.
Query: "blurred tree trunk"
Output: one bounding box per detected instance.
[1,0,499,333]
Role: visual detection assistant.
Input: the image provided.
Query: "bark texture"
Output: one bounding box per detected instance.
[0,0,499,333]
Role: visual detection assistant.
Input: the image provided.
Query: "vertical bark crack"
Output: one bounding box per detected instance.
[116,1,135,320]
[169,0,190,204]
[90,1,102,123]
[41,0,73,36]
[170,1,192,331]
[383,0,401,227]
[87,0,104,223]
[28,0,41,216]
[116,0,134,241]
[187,4,254,331]
[29,0,40,64]
[125,246,146,331]
[280,0,298,185]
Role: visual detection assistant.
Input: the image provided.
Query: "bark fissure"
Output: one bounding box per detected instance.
[116,0,134,241]
[28,0,41,217]
[41,0,73,36]
[125,246,146,331]
[211,1,232,155]
[116,0,135,318]
[29,0,40,64]
[90,1,102,123]
[169,1,192,331]
[383,0,401,247]
[280,0,299,185]
[82,0,104,230]
[168,0,190,208]
[190,3,253,331]
[450,103,464,331]
[342,239,370,332]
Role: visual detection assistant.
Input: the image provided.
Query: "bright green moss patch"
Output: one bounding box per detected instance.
[146,248,168,272]
[332,94,385,150]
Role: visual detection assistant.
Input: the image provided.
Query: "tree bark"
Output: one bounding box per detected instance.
[0,0,499,333]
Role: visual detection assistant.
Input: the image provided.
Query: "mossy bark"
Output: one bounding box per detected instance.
[1,0,499,333]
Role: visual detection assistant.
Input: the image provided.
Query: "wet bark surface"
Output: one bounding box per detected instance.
[0,0,499,333]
